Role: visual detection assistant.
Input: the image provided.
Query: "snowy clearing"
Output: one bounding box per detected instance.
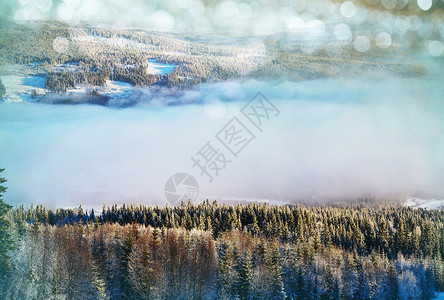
[434,292,444,299]
[405,198,444,209]
[147,59,175,75]
[66,80,134,98]
[1,75,47,103]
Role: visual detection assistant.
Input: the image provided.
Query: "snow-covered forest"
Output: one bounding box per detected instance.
[3,221,442,299]
[0,167,443,299]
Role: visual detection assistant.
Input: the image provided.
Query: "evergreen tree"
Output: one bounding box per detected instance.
[235,252,254,300]
[0,79,6,100]
[217,241,233,298]
[1,199,444,298]
[128,237,155,300]
[265,248,286,300]
[0,168,13,280]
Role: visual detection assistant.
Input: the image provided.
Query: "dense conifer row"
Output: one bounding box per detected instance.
[1,171,444,298]
[11,201,444,261]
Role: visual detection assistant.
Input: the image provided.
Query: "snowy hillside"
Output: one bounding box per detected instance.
[405,198,444,210]
[434,292,444,299]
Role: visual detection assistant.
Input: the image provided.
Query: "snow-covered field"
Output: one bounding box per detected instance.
[101,80,134,98]
[147,59,175,75]
[2,71,134,103]
[207,196,290,206]
[405,198,444,209]
[51,63,80,73]
[66,80,134,98]
[73,34,154,51]
[1,75,47,103]
[434,292,444,299]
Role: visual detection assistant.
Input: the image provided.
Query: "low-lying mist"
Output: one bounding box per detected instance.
[1,72,443,209]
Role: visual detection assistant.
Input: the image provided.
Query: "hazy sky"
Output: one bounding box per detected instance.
[2,0,443,42]
[1,72,443,208]
[1,0,442,59]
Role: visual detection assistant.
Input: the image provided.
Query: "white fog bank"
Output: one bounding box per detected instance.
[0,73,443,208]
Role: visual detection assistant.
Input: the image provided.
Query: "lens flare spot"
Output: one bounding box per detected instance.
[354,35,370,52]
[340,2,356,18]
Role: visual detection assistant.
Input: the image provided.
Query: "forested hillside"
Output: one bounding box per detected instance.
[0,21,427,97]
[1,200,443,299]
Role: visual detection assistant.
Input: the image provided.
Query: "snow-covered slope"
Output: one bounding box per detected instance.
[434,292,444,299]
[405,198,444,210]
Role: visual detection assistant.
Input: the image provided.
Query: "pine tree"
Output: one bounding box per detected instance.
[90,258,109,300]
[14,204,27,238]
[387,260,399,299]
[0,79,6,100]
[265,248,286,300]
[234,252,254,300]
[0,168,13,280]
[128,235,155,300]
[217,241,233,298]
[118,223,138,299]
[353,250,369,299]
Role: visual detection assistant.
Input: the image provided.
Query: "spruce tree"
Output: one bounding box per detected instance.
[387,260,399,299]
[0,79,5,100]
[0,168,13,279]
[265,248,286,300]
[218,241,233,298]
[235,252,254,300]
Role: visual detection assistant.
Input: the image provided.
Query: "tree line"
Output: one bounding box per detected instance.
[1,167,444,299]
[3,221,441,300]
[14,200,444,261]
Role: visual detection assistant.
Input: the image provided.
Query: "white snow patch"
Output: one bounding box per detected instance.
[434,292,444,299]
[101,80,134,98]
[206,196,290,206]
[1,75,48,103]
[73,34,153,50]
[165,51,186,56]
[65,85,89,95]
[405,197,444,209]
[66,81,134,98]
[146,59,175,75]
[51,63,80,73]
